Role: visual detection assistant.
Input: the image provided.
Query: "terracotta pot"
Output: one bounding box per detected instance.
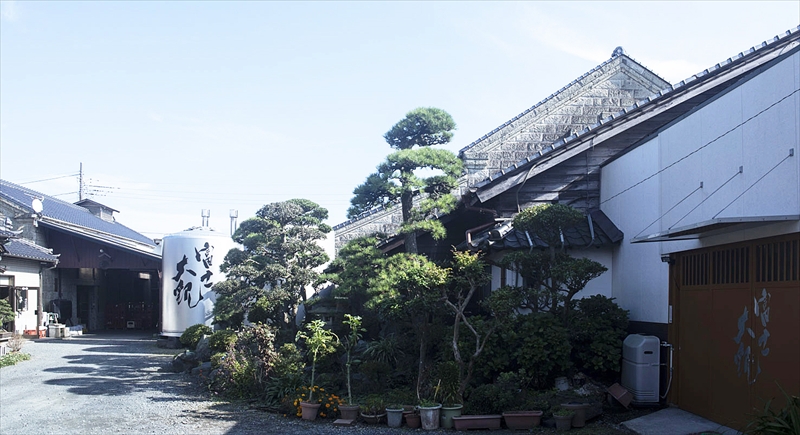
[300,401,321,421]
[452,415,502,431]
[339,404,359,421]
[418,404,442,430]
[502,410,543,430]
[440,404,463,429]
[405,412,421,428]
[561,403,590,427]
[553,413,573,431]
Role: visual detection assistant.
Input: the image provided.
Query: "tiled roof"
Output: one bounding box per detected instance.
[0,179,156,247]
[2,238,59,263]
[474,26,800,188]
[458,52,670,156]
[464,209,623,251]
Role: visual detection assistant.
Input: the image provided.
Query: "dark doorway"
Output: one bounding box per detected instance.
[77,286,94,330]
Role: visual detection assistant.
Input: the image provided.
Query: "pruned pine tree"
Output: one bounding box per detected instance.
[348,107,462,254]
[213,199,330,336]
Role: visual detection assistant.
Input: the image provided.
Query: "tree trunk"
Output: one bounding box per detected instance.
[401,191,417,254]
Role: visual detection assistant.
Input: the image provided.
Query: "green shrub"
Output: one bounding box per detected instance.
[464,383,515,415]
[180,324,212,350]
[210,324,278,399]
[570,295,629,378]
[478,312,571,389]
[0,352,30,368]
[0,299,14,328]
[208,329,237,353]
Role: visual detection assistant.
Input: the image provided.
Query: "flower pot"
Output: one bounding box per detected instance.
[452,415,502,431]
[418,404,442,430]
[440,404,463,429]
[339,404,359,421]
[502,410,543,430]
[405,412,421,428]
[300,401,321,421]
[386,407,404,428]
[553,413,574,431]
[360,412,386,424]
[561,403,590,427]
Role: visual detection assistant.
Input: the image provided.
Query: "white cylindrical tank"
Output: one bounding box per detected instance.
[160,227,236,337]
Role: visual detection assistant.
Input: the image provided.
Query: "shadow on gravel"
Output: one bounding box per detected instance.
[40,333,208,401]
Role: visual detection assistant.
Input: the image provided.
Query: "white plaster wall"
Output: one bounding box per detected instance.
[1,258,42,333]
[601,137,669,323]
[600,51,800,324]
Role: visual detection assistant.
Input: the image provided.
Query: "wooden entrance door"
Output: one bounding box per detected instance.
[673,234,800,429]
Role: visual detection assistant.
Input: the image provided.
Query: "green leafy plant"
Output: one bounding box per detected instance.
[296,319,339,403]
[464,383,515,415]
[553,407,574,417]
[361,394,388,415]
[436,361,461,406]
[342,314,364,406]
[570,295,629,378]
[210,324,279,399]
[744,384,800,435]
[208,329,237,353]
[0,299,14,329]
[0,351,30,368]
[179,323,212,350]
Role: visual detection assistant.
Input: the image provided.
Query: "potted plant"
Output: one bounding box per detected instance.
[385,403,404,428]
[360,395,387,424]
[418,398,442,430]
[502,410,543,430]
[338,314,364,421]
[552,407,574,431]
[295,319,339,421]
[437,361,463,429]
[561,402,590,427]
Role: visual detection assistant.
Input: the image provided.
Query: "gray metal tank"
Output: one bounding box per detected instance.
[160,227,235,337]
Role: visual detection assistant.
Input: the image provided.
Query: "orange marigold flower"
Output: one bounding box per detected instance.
[325,404,330,408]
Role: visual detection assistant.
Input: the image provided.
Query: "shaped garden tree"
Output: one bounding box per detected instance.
[213,199,331,337]
[348,107,462,254]
[502,204,607,324]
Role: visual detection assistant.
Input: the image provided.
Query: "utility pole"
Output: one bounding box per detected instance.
[78,163,85,201]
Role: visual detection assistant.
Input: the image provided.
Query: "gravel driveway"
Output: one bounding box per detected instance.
[0,332,512,435]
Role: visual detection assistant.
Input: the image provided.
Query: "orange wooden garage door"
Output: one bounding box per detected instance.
[673,234,800,430]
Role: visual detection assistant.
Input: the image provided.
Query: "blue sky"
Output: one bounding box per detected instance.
[1,1,798,238]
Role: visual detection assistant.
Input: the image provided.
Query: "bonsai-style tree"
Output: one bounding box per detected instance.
[341,314,364,406]
[444,250,522,401]
[504,204,607,324]
[348,107,462,254]
[296,319,339,403]
[321,236,385,320]
[368,253,449,399]
[213,199,330,336]
[0,299,14,331]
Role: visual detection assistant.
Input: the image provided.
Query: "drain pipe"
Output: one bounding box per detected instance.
[465,222,498,247]
[660,342,674,399]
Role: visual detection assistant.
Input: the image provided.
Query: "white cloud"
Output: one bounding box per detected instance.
[0,0,19,22]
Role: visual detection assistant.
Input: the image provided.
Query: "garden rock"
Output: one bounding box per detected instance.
[191,361,213,377]
[171,350,200,373]
[195,336,211,361]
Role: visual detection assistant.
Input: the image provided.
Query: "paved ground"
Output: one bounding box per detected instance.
[623,407,740,435]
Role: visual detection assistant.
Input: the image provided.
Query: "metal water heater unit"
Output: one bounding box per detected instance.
[621,334,660,405]
[160,227,235,337]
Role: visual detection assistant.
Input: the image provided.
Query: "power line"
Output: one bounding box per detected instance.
[18,173,79,185]
[601,88,800,206]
